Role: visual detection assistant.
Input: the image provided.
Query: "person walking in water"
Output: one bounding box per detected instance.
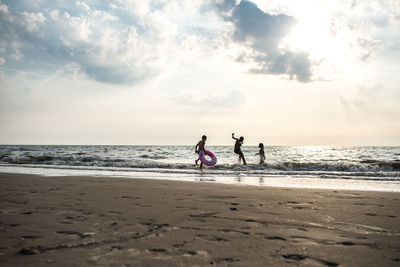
[195,135,207,169]
[232,133,246,165]
[255,143,266,164]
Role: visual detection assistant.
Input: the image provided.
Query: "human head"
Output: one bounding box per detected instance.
[259,143,264,149]
[202,135,207,141]
[239,136,244,141]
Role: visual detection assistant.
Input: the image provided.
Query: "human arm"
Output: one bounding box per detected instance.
[195,142,199,153]
[232,133,239,140]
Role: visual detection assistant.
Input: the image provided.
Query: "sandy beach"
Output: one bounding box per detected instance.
[0,173,399,266]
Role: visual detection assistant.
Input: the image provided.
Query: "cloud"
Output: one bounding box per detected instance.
[0,1,13,22]
[172,89,245,108]
[214,0,313,82]
[0,0,176,85]
[0,0,315,86]
[84,63,157,85]
[19,11,46,32]
[343,0,400,61]
[1,0,398,87]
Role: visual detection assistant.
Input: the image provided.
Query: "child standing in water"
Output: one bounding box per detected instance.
[195,135,207,169]
[232,133,247,165]
[255,143,266,164]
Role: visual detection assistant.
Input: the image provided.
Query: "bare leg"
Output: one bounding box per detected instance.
[195,159,199,165]
[199,162,203,169]
[241,153,247,165]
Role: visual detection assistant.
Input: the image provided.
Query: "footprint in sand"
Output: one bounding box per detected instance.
[149,248,168,253]
[214,257,240,263]
[56,230,94,239]
[20,235,41,240]
[218,229,250,235]
[172,240,189,248]
[59,221,73,224]
[18,247,41,255]
[266,236,287,241]
[283,254,338,266]
[20,211,32,215]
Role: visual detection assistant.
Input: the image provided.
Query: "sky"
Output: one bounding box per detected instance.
[0,0,399,146]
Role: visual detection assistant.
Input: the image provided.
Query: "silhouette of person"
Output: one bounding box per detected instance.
[232,133,246,165]
[255,143,266,164]
[195,135,207,169]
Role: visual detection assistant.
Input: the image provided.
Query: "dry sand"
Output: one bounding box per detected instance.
[0,173,399,266]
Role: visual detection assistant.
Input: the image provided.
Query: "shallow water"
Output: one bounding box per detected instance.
[1,145,400,191]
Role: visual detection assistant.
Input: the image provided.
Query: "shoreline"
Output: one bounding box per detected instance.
[1,166,400,192]
[1,173,400,266]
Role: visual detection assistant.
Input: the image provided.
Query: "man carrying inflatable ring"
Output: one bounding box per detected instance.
[195,135,217,169]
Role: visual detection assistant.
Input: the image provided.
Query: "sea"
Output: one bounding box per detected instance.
[1,145,400,192]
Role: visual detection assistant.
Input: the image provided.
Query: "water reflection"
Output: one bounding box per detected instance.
[233,176,264,186]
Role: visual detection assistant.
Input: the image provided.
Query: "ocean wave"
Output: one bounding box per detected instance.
[1,145,400,180]
[1,163,400,182]
[360,160,400,170]
[139,154,168,160]
[1,155,400,175]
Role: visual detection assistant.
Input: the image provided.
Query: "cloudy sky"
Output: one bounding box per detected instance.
[0,0,399,145]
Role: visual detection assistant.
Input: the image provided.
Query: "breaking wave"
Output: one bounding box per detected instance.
[1,153,400,176]
[1,145,400,181]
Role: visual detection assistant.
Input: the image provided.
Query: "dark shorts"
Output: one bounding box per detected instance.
[234,149,242,155]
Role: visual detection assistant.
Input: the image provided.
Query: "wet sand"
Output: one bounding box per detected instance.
[0,173,399,266]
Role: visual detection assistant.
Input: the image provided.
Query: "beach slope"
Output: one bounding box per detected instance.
[0,173,399,266]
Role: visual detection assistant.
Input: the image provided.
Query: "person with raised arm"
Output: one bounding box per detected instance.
[232,133,246,165]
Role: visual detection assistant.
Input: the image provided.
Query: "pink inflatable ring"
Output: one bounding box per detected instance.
[199,150,217,166]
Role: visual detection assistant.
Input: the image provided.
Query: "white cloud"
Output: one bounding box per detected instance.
[56,12,92,45]
[0,2,13,22]
[337,0,400,61]
[19,11,46,32]
[213,0,313,82]
[0,0,321,85]
[172,89,245,108]
[0,0,228,86]
[0,0,399,87]
[0,0,179,85]
[75,1,90,11]
[48,9,60,20]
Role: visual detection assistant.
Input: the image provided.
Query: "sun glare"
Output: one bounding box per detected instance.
[283,4,353,77]
[286,13,332,59]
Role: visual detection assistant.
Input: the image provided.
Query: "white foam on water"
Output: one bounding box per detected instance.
[1,165,399,192]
